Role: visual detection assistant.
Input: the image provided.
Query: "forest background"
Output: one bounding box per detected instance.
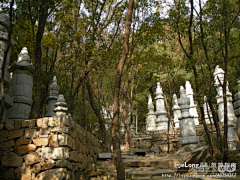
[1,0,240,175]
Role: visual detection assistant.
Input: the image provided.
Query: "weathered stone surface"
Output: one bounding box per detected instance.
[8,129,24,140]
[15,121,22,129]
[23,152,41,165]
[41,159,55,170]
[22,119,36,127]
[69,151,78,162]
[21,166,31,180]
[25,128,39,138]
[14,167,22,180]
[48,126,70,134]
[0,139,15,150]
[48,117,60,126]
[0,122,4,130]
[49,134,58,147]
[56,160,72,170]
[1,152,23,167]
[98,153,112,159]
[33,138,48,146]
[35,168,67,180]
[58,134,74,148]
[14,144,36,154]
[5,121,15,130]
[159,144,174,152]
[37,118,48,128]
[3,168,15,179]
[33,163,41,174]
[41,147,69,160]
[16,138,32,145]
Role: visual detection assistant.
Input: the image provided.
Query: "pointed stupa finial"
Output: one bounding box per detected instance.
[17,47,30,63]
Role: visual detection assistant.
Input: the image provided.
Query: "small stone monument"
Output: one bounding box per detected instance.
[155,82,169,131]
[8,47,34,120]
[54,94,68,116]
[45,76,60,117]
[203,96,213,125]
[172,94,181,128]
[178,86,199,149]
[223,121,237,151]
[185,81,199,126]
[0,9,13,120]
[146,94,156,131]
[233,80,240,150]
[214,65,237,123]
[129,112,136,135]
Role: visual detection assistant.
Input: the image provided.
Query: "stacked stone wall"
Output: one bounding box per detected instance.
[0,115,105,180]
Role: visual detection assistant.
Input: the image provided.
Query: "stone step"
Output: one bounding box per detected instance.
[123,155,182,168]
[126,167,175,179]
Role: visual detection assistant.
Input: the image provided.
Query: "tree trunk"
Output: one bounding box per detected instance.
[31,0,49,118]
[86,77,106,144]
[112,0,134,179]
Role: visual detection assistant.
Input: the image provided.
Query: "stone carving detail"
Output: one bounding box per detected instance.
[155,82,168,131]
[8,47,34,121]
[172,94,181,128]
[214,65,237,123]
[45,76,60,117]
[185,81,199,126]
[146,95,156,131]
[203,96,213,125]
[54,94,68,116]
[0,9,13,120]
[178,86,199,149]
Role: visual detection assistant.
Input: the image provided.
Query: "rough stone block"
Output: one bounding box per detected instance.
[16,138,32,145]
[59,116,71,126]
[1,152,23,167]
[48,117,60,127]
[25,128,39,138]
[14,144,37,154]
[49,126,70,134]
[33,138,49,146]
[49,134,58,147]
[0,122,4,130]
[56,160,72,170]
[21,166,31,180]
[58,134,74,148]
[8,129,24,140]
[98,153,112,159]
[41,159,55,170]
[69,151,78,162]
[3,168,15,179]
[35,168,68,180]
[23,152,41,165]
[14,121,22,129]
[39,128,50,135]
[37,118,48,128]
[41,147,69,160]
[75,138,81,152]
[0,139,15,150]
[22,119,36,127]
[33,163,41,173]
[5,121,15,130]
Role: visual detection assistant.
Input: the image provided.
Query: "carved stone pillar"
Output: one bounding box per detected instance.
[185,81,199,126]
[146,95,156,131]
[155,82,168,131]
[45,76,60,117]
[178,86,199,149]
[54,94,68,116]
[8,47,34,120]
[172,94,181,128]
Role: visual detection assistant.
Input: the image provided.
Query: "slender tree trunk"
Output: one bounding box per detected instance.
[31,1,49,118]
[86,77,106,143]
[112,0,134,179]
